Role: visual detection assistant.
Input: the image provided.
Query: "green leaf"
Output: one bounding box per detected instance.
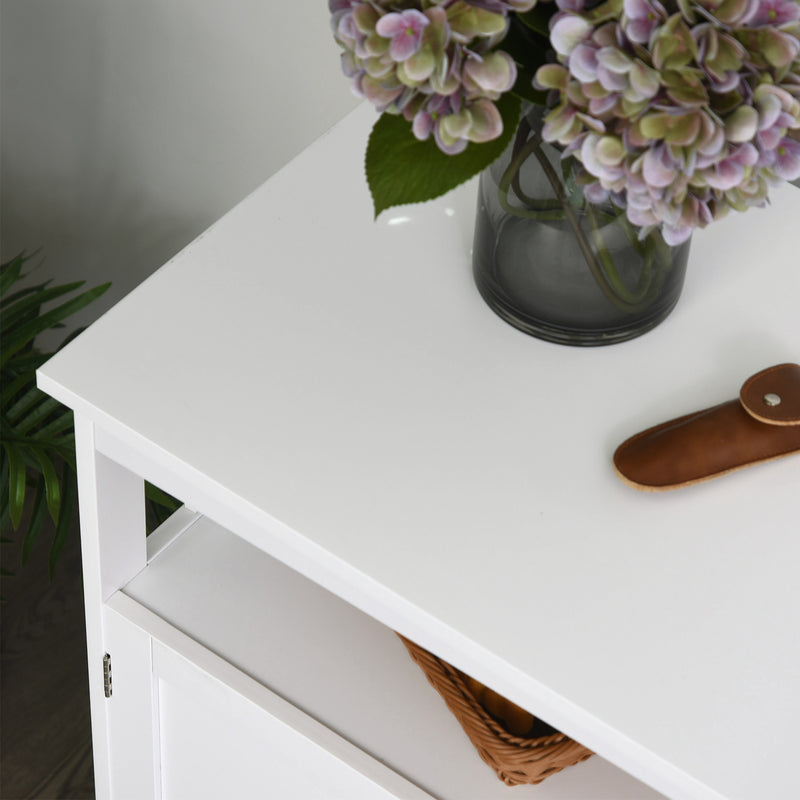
[145,482,181,511]
[0,449,9,505]
[585,0,625,23]
[0,255,106,575]
[30,447,61,524]
[2,350,49,378]
[0,253,26,297]
[0,281,110,368]
[145,482,182,534]
[15,396,61,436]
[6,385,44,425]
[516,6,558,38]
[0,372,35,410]
[501,20,551,105]
[366,93,522,218]
[0,491,9,533]
[34,408,75,441]
[0,281,86,336]
[56,326,89,352]
[0,281,49,309]
[49,473,76,578]
[5,444,27,529]
[21,476,48,565]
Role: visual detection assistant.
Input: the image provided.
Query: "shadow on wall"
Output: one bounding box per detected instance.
[1,164,208,342]
[0,0,215,328]
[0,0,357,332]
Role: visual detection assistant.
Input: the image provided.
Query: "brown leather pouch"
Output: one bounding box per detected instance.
[613,363,800,491]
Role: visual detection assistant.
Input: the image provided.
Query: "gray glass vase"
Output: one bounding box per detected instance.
[472,106,691,346]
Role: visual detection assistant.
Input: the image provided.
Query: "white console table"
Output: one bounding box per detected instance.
[39,104,800,800]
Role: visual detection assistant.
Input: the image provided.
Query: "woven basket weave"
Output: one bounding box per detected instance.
[397,634,593,786]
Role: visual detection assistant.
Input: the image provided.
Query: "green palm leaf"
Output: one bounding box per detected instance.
[0,282,110,368]
[1,253,109,573]
[0,253,25,296]
[4,443,27,529]
[1,372,35,408]
[0,281,87,334]
[21,476,49,565]
[30,447,61,524]
[49,474,76,578]
[34,408,75,441]
[6,385,46,425]
[16,396,62,436]
[2,253,178,574]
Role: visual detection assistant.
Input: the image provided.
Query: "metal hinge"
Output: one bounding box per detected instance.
[103,653,113,698]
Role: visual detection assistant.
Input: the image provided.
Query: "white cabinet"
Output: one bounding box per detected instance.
[150,640,407,800]
[39,105,800,800]
[100,512,664,800]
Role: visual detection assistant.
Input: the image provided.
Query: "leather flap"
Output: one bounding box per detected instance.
[739,363,800,426]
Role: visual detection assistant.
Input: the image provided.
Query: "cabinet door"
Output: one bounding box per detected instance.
[104,606,160,800]
[153,643,414,800]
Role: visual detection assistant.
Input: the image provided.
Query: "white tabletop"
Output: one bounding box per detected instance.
[39,104,800,800]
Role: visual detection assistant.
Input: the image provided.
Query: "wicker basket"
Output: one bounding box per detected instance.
[397,634,593,786]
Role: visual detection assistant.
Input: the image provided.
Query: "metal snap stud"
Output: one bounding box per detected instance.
[763,393,782,406]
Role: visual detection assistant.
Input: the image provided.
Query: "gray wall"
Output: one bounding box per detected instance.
[1,1,358,329]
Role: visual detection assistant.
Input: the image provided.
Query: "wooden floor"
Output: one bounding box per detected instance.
[1,515,95,800]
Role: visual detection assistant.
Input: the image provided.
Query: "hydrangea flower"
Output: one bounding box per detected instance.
[330,0,800,242]
[375,10,430,62]
[329,0,535,154]
[746,0,800,26]
[535,0,800,243]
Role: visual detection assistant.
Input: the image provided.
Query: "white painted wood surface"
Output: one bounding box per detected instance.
[152,642,416,800]
[121,515,665,800]
[39,104,800,799]
[72,416,148,799]
[103,609,159,800]
[107,591,433,800]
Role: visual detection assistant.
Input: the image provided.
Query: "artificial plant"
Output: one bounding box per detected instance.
[1,253,176,579]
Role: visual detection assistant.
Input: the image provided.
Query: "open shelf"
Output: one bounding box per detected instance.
[120,512,665,800]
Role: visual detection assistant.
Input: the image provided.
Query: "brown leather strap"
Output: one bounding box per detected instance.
[740,363,800,426]
[614,363,800,491]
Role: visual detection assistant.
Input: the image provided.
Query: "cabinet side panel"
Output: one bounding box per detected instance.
[73,416,147,799]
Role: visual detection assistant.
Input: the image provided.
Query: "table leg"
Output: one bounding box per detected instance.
[74,415,148,799]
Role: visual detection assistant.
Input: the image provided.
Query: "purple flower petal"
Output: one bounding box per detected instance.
[642,146,678,188]
[709,72,741,94]
[467,99,504,143]
[550,14,593,57]
[375,10,429,62]
[584,182,610,204]
[412,111,433,141]
[746,0,800,25]
[464,52,516,96]
[662,223,693,246]
[705,160,745,190]
[627,204,659,226]
[589,94,618,116]
[773,137,800,181]
[756,92,783,131]
[623,0,666,43]
[542,104,578,142]
[757,126,783,151]
[569,44,598,82]
[730,143,759,167]
[597,64,629,92]
[329,0,353,13]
